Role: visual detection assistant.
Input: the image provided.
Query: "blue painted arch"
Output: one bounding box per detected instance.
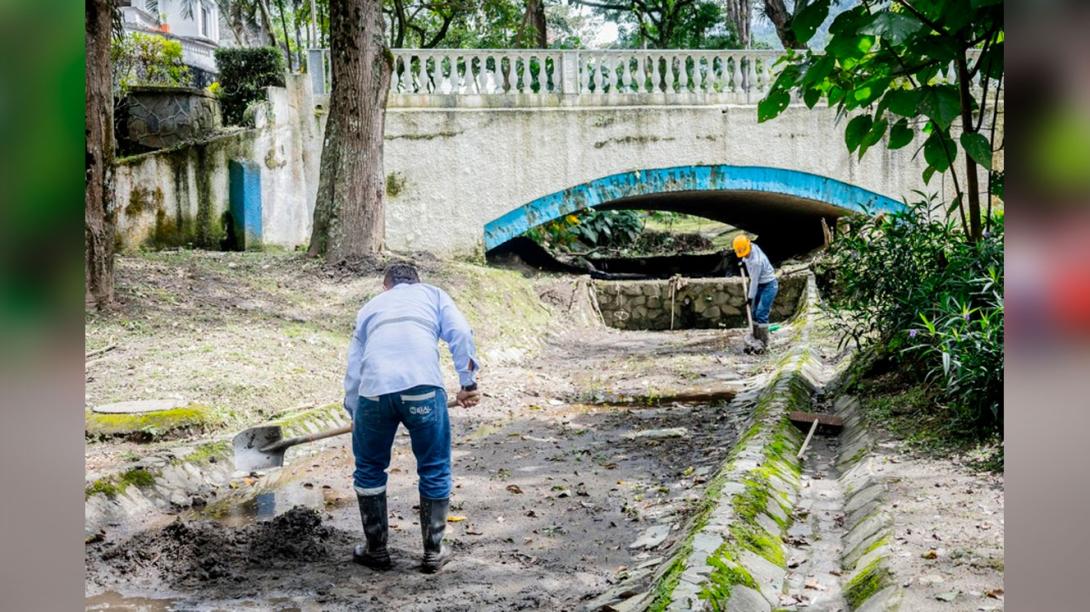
[482,165,904,251]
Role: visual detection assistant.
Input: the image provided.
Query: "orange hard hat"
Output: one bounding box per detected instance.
[732,234,751,258]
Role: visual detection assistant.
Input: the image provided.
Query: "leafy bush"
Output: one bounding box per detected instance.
[214,47,286,126]
[526,209,644,251]
[111,32,191,96]
[821,199,1004,436]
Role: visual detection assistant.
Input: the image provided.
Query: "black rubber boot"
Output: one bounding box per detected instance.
[353,491,392,570]
[743,323,763,354]
[755,324,770,351]
[419,496,452,573]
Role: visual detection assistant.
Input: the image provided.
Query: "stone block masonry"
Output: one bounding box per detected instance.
[594,272,806,331]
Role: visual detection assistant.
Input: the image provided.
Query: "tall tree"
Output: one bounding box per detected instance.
[86,0,116,308]
[760,0,1004,241]
[308,0,392,260]
[576,0,737,49]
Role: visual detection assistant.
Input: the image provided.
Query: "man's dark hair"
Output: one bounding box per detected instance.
[384,262,420,287]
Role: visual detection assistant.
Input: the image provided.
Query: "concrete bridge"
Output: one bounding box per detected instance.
[342,48,931,256]
[115,48,952,256]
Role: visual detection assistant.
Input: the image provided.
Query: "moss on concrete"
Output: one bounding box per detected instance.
[730,522,786,568]
[700,543,759,607]
[86,404,224,441]
[844,557,891,609]
[84,467,156,499]
[647,542,693,612]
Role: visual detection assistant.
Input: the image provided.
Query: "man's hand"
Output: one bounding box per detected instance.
[456,389,481,407]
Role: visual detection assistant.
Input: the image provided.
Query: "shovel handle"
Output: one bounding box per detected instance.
[260,396,464,453]
[739,264,754,328]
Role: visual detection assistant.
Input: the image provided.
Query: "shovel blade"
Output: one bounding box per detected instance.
[232,425,286,472]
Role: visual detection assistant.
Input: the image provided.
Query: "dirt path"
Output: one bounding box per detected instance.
[86,320,777,610]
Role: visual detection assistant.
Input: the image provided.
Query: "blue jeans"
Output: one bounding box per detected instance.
[753,279,779,325]
[352,384,451,500]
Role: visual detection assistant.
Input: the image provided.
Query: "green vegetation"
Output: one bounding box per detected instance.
[844,557,891,609]
[700,545,758,609]
[85,404,224,441]
[760,0,1004,243]
[526,209,644,252]
[111,32,191,97]
[213,47,286,126]
[84,468,156,499]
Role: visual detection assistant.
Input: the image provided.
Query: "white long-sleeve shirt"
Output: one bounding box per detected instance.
[741,243,776,301]
[343,283,478,415]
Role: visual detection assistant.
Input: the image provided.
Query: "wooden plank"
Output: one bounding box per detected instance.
[788,411,844,433]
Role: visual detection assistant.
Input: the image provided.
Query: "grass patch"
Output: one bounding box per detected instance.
[730,523,786,568]
[853,371,1003,471]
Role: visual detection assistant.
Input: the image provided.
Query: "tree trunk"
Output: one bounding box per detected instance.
[521,0,547,48]
[256,0,280,47]
[86,0,116,309]
[763,0,805,49]
[308,0,391,261]
[956,53,982,241]
[274,0,295,71]
[725,0,751,47]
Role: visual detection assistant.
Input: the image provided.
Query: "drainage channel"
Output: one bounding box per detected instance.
[782,427,848,610]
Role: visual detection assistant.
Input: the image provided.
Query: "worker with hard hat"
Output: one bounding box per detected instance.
[733,234,777,351]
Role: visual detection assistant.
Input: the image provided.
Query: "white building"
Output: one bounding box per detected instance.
[118,0,223,79]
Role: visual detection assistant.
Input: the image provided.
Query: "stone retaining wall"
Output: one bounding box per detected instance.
[594,272,806,331]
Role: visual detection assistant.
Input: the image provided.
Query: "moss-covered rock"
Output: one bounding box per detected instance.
[85,403,224,442]
[84,468,156,499]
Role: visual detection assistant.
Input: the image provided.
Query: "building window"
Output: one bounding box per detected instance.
[200,4,212,38]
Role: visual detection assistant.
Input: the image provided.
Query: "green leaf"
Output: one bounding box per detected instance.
[917,85,961,130]
[881,89,920,117]
[888,118,914,149]
[827,34,875,62]
[924,130,957,172]
[804,86,823,109]
[859,117,888,158]
[845,114,873,152]
[801,54,835,87]
[852,75,891,107]
[960,132,993,168]
[923,165,937,184]
[791,0,831,45]
[977,42,1004,80]
[758,89,791,123]
[829,5,869,36]
[859,12,924,45]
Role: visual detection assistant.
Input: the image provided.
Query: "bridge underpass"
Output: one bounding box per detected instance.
[482,164,905,272]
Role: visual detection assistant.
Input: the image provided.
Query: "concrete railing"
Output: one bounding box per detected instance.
[307,47,985,107]
[309,48,787,105]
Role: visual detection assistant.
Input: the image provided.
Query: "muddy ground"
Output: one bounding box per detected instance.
[85,252,780,610]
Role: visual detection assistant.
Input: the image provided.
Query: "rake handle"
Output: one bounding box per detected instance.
[259,396,462,453]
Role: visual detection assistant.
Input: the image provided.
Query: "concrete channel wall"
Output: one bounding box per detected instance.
[585,274,848,611]
[593,273,806,331]
[84,403,350,539]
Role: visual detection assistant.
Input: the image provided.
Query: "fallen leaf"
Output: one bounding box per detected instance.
[923,549,939,560]
[985,588,1004,599]
[447,515,467,523]
[804,578,826,591]
[506,484,524,495]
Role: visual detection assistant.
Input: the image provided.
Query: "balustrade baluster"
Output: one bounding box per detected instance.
[649,55,659,92]
[691,55,702,92]
[536,55,547,93]
[678,54,689,92]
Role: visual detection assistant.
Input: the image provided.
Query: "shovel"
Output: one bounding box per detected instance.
[233,396,461,472]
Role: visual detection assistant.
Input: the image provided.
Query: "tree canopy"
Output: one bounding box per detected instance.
[759,0,1004,241]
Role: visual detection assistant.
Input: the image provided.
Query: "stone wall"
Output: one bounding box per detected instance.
[113,74,322,251]
[121,86,223,151]
[594,272,807,330]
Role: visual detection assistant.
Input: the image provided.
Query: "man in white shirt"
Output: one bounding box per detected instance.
[343,262,480,573]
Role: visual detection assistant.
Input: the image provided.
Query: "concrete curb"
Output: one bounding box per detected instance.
[832,394,902,611]
[85,402,350,538]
